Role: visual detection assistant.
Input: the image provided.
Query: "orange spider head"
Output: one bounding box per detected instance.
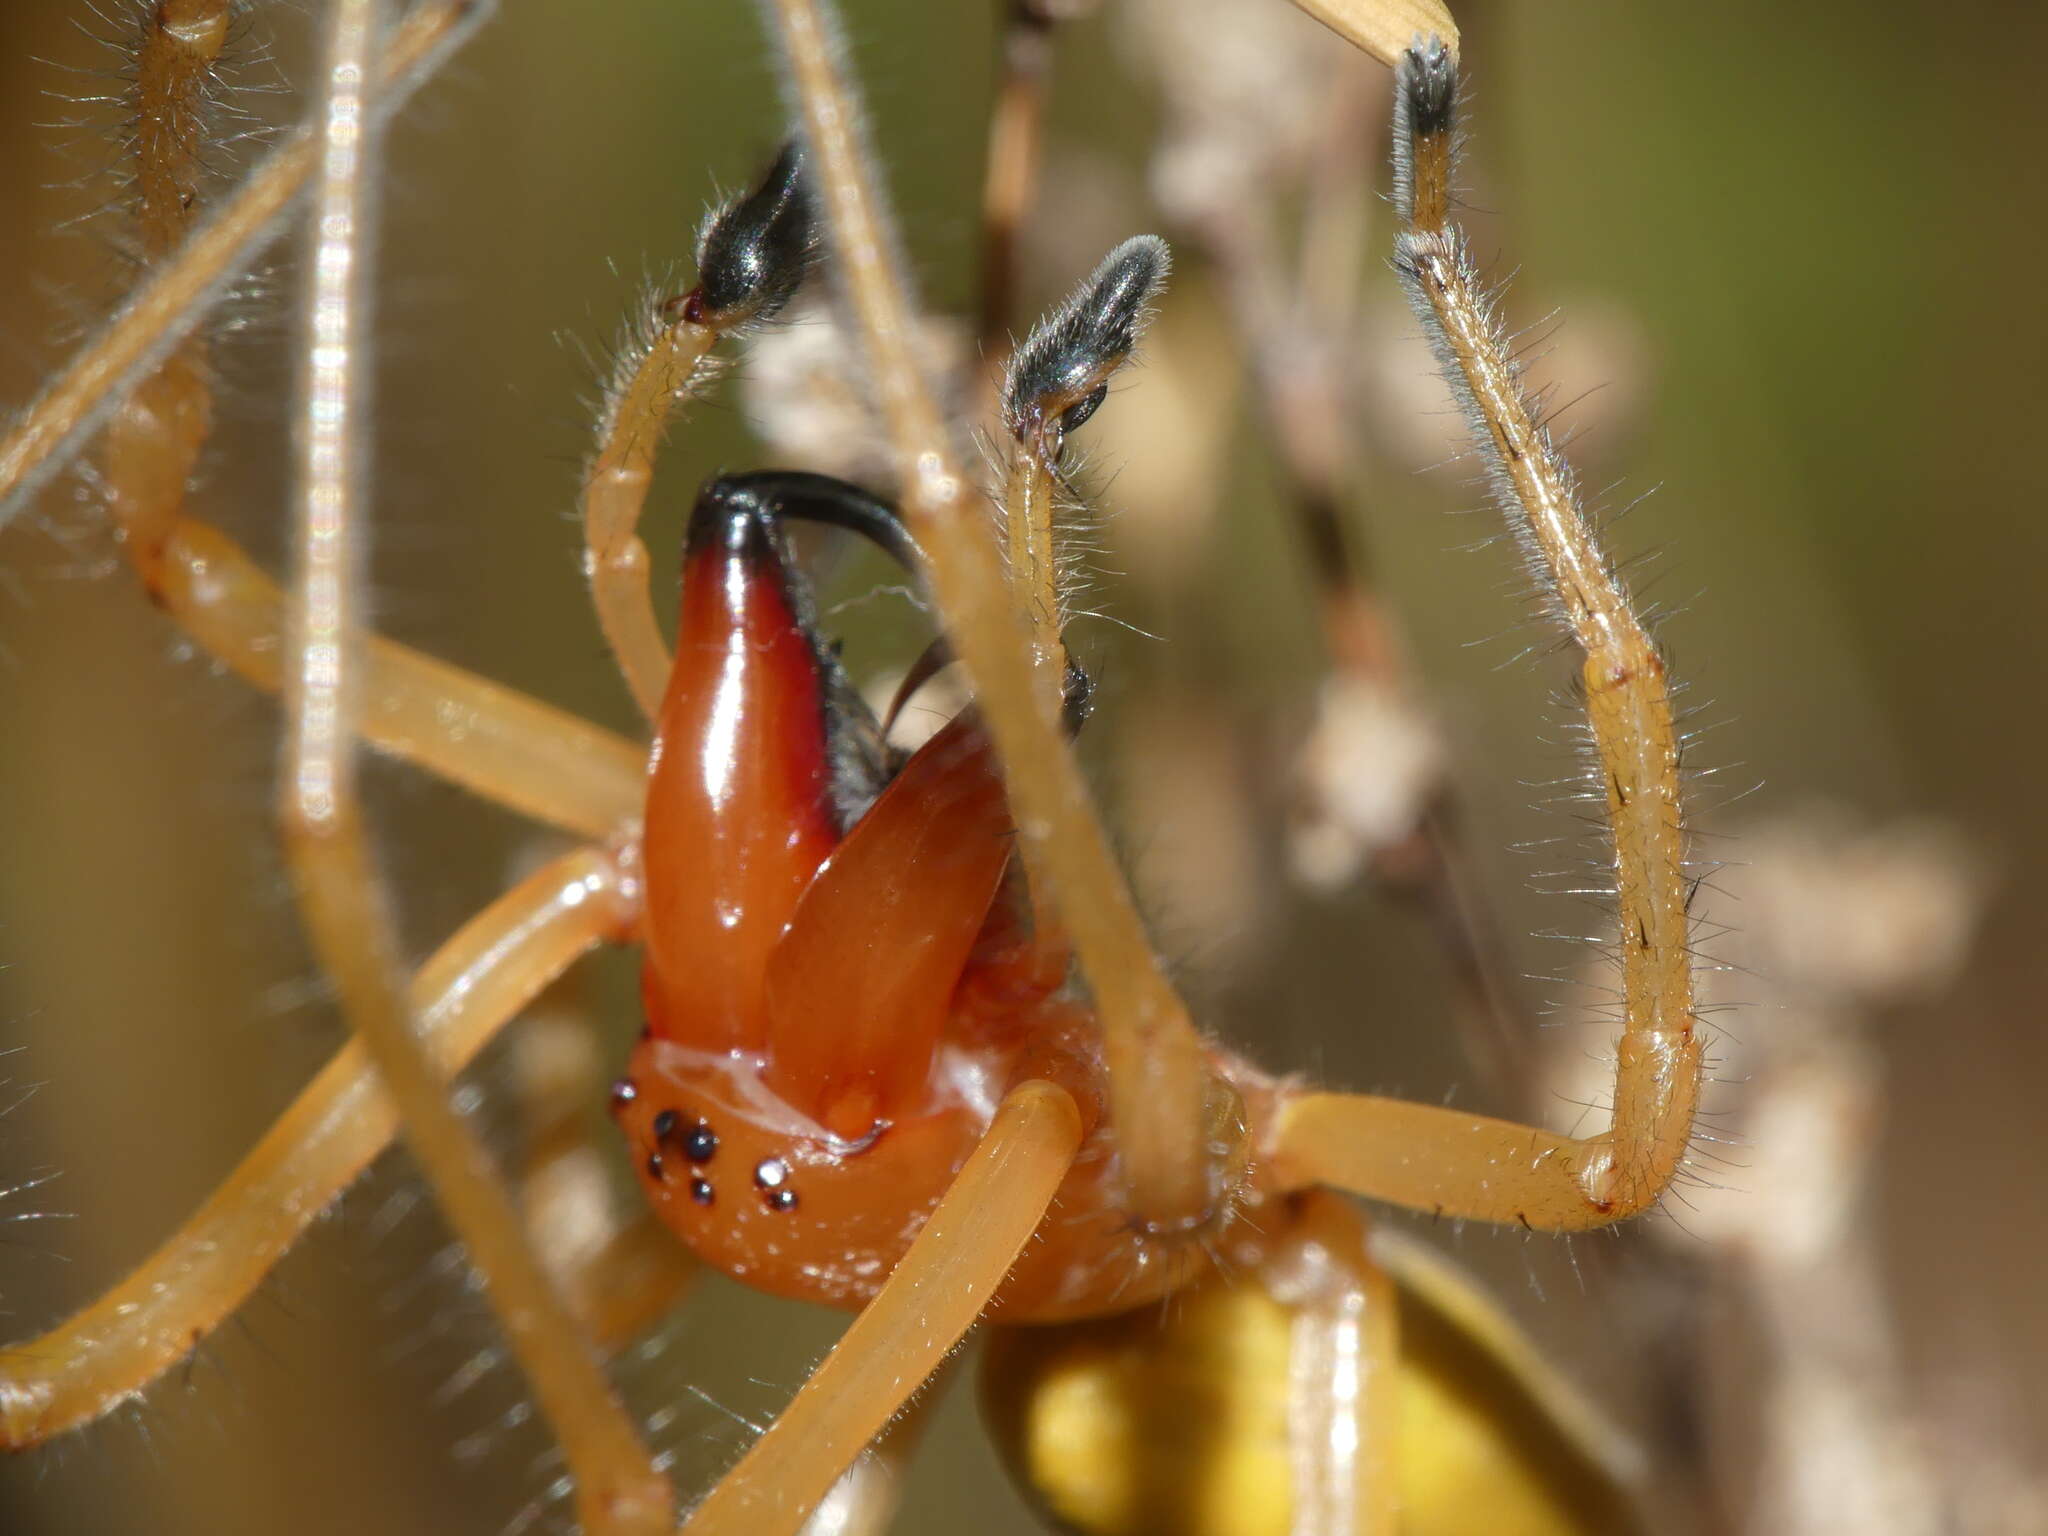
[610,473,1038,1307]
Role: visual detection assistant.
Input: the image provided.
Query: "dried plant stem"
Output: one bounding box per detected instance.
[976,0,1059,375]
[275,6,668,1531]
[762,0,1228,1232]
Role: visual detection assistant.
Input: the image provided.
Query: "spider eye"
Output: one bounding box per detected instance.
[692,138,820,330]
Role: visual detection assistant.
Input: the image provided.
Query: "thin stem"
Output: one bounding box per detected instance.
[276,6,668,1531]
[975,0,1058,376]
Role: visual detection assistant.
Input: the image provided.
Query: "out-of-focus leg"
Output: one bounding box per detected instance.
[275,7,668,1529]
[0,846,631,1446]
[0,0,484,526]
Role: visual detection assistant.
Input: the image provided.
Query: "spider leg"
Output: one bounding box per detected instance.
[146,518,644,838]
[799,1383,948,1536]
[1277,1191,1403,1536]
[983,1196,1653,1534]
[0,0,485,531]
[275,7,668,1531]
[762,0,1231,1236]
[682,1079,1083,1536]
[95,0,639,839]
[582,142,820,721]
[0,845,632,1447]
[102,2,630,830]
[1272,42,1704,1230]
[582,305,712,721]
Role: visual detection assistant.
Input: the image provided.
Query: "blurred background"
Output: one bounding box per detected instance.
[1,1,2044,1532]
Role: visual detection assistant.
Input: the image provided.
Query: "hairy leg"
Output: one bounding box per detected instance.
[1271,41,1704,1230]
[0,845,631,1445]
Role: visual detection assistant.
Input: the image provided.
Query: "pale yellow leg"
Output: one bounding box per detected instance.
[683,1080,1083,1536]
[0,845,631,1446]
[276,7,667,1530]
[151,519,645,839]
[1273,40,1704,1231]
[1275,1191,1402,1536]
[796,1369,952,1536]
[975,1189,1400,1536]
[93,0,640,841]
[582,314,717,720]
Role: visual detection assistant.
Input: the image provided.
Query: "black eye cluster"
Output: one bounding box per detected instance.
[641,1107,721,1207]
[619,1103,799,1214]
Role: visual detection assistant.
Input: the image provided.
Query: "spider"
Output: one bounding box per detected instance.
[0,1,1711,1532]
